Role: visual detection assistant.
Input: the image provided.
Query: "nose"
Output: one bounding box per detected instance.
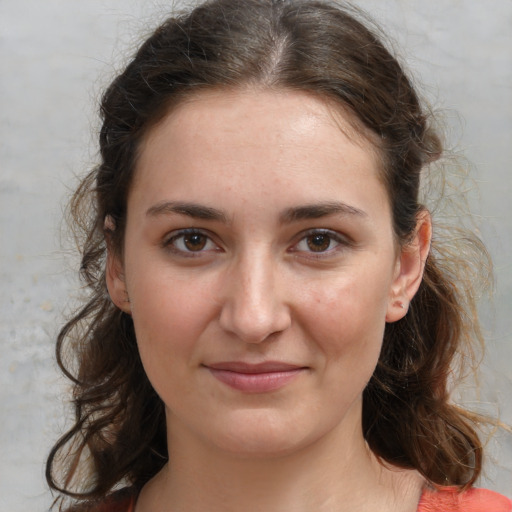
[218,252,291,344]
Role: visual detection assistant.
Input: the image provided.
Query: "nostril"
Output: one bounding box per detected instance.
[218,296,291,344]
[217,258,291,342]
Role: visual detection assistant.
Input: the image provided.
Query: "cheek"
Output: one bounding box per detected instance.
[298,270,391,371]
[126,263,218,381]
[127,251,216,330]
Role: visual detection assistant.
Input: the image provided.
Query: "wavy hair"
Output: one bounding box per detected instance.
[47,0,492,508]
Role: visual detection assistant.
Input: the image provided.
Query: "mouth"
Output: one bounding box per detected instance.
[204,361,307,393]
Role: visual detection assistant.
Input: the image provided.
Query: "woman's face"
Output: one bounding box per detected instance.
[108,89,422,457]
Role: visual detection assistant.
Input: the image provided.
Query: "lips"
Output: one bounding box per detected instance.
[204,361,306,393]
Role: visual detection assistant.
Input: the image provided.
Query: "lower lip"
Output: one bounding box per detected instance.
[207,368,304,393]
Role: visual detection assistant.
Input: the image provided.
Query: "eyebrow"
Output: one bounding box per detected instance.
[279,202,367,224]
[145,200,366,224]
[146,201,228,222]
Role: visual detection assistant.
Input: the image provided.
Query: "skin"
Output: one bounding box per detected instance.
[107,88,431,511]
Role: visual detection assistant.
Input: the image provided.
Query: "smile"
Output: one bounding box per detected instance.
[204,362,306,393]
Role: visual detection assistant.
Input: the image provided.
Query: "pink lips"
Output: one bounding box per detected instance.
[205,362,305,393]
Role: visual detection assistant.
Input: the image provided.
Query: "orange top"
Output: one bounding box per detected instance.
[91,486,512,512]
[417,487,511,512]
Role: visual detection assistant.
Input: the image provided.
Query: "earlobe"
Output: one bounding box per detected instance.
[386,210,432,323]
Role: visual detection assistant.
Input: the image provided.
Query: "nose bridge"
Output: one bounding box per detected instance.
[219,245,290,343]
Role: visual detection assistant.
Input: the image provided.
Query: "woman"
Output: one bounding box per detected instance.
[46,0,511,510]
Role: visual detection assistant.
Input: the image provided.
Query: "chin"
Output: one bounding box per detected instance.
[197,408,337,459]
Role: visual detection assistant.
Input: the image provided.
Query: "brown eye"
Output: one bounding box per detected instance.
[183,233,208,251]
[292,229,347,257]
[306,233,332,252]
[165,230,217,255]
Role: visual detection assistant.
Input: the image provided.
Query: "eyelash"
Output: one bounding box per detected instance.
[290,229,350,258]
[162,228,350,258]
[163,229,219,257]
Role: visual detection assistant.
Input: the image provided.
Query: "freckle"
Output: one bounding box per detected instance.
[16,254,23,262]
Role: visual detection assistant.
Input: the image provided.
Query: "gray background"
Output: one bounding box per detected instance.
[1,1,510,510]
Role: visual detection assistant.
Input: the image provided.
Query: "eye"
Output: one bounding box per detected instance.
[292,229,348,255]
[164,229,218,255]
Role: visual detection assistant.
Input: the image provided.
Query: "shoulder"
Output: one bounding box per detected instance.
[418,486,512,512]
[65,488,136,512]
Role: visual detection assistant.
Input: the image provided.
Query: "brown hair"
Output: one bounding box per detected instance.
[47,0,492,508]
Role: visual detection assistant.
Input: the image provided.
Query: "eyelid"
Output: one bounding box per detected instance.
[162,228,221,256]
[289,228,352,257]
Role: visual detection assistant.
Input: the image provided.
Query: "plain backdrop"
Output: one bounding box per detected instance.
[1,1,511,510]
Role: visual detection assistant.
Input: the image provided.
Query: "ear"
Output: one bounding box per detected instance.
[104,217,131,314]
[106,249,131,314]
[386,210,432,323]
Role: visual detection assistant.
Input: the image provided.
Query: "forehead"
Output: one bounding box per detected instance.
[143,87,381,154]
[132,88,388,215]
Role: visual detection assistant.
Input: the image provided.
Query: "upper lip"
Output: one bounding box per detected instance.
[205,361,305,373]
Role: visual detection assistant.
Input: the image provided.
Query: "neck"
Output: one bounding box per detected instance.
[137,402,424,512]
